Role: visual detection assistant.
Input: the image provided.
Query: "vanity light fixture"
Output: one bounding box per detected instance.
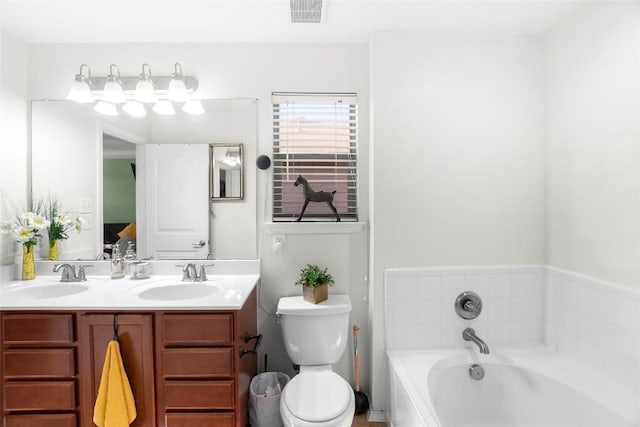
[135,63,157,103]
[102,64,127,104]
[67,63,200,116]
[66,64,94,103]
[168,63,189,102]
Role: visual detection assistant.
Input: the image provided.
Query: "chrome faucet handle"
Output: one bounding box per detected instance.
[198,266,207,281]
[77,264,93,281]
[196,263,215,282]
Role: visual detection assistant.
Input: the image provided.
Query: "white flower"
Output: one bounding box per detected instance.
[17,226,35,244]
[29,214,50,230]
[74,216,84,232]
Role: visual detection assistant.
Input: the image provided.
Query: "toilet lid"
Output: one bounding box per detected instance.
[283,371,351,422]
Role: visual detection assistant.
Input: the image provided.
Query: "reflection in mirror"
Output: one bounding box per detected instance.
[210,143,244,200]
[31,99,258,261]
[102,135,136,257]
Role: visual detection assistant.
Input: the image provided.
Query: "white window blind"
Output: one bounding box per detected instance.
[272,92,358,222]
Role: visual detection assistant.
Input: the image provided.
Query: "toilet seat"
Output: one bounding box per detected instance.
[283,371,351,422]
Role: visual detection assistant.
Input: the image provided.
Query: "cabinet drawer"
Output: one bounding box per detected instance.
[3,381,76,411]
[2,314,74,345]
[162,314,233,345]
[4,414,77,427]
[165,412,234,427]
[164,380,234,409]
[4,349,75,379]
[163,348,233,378]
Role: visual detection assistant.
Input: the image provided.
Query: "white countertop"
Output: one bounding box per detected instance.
[0,260,260,311]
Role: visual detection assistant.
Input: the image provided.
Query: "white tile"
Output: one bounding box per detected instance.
[511,297,538,322]
[417,274,442,301]
[441,274,466,300]
[386,324,418,351]
[489,274,511,298]
[577,313,606,346]
[417,323,442,349]
[606,293,639,332]
[487,298,511,322]
[464,273,489,296]
[386,273,418,302]
[579,285,607,320]
[441,298,465,323]
[417,300,442,325]
[511,320,543,344]
[577,338,606,372]
[511,273,535,297]
[488,322,511,345]
[605,323,640,367]
[387,301,418,326]
[441,323,465,348]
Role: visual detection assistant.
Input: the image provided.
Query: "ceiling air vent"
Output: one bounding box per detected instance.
[290,0,325,23]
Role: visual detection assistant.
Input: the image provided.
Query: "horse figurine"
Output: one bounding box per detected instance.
[293,175,341,222]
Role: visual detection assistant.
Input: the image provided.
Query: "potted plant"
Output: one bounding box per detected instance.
[295,264,334,304]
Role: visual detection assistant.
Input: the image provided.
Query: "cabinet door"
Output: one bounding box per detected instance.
[79,313,155,427]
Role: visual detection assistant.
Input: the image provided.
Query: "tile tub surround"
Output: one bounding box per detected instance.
[384,265,545,351]
[385,264,640,400]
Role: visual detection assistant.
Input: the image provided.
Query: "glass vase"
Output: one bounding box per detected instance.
[22,244,36,280]
[48,240,59,261]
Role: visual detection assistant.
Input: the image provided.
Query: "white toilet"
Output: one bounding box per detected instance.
[276,295,355,427]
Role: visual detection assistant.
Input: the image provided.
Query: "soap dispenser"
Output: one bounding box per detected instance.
[110,243,124,279]
[123,243,136,276]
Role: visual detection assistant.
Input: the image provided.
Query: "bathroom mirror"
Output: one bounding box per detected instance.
[31,98,258,260]
[210,143,244,200]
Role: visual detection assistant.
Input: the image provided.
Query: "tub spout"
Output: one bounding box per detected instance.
[462,328,490,354]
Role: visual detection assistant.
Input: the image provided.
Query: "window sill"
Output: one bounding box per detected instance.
[264,221,366,235]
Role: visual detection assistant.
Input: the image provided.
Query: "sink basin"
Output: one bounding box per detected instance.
[10,284,89,299]
[136,284,219,301]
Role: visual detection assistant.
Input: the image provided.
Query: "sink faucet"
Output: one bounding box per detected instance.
[180,263,214,282]
[182,263,198,281]
[462,327,490,354]
[53,263,91,282]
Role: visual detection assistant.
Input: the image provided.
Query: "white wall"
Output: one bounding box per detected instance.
[26,42,371,392]
[370,32,545,410]
[545,1,640,287]
[0,31,29,273]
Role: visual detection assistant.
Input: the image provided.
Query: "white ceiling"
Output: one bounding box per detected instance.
[1,0,586,44]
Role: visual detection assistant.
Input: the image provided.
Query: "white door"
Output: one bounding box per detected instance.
[141,144,209,259]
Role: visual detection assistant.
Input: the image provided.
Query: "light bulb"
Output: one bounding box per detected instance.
[135,63,157,103]
[102,64,126,104]
[168,62,189,102]
[182,99,204,115]
[94,101,118,116]
[67,64,94,103]
[152,100,175,115]
[168,78,188,102]
[123,101,146,118]
[67,79,94,103]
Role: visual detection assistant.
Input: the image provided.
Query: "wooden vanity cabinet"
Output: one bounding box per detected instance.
[0,288,258,427]
[156,290,258,427]
[0,313,79,427]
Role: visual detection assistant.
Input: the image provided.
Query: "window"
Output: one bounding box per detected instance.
[272,93,358,222]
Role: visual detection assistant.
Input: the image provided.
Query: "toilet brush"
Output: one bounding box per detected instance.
[352,325,370,414]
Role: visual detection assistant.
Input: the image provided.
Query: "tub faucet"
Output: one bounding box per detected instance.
[462,327,490,354]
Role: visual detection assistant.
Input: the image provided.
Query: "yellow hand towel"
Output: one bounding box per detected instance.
[93,340,137,427]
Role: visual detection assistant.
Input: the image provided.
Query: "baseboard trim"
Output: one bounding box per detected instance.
[367,409,386,423]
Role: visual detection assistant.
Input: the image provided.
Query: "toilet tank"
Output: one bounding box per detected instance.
[276,295,351,366]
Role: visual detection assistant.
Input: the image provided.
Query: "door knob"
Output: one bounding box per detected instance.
[192,240,206,248]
